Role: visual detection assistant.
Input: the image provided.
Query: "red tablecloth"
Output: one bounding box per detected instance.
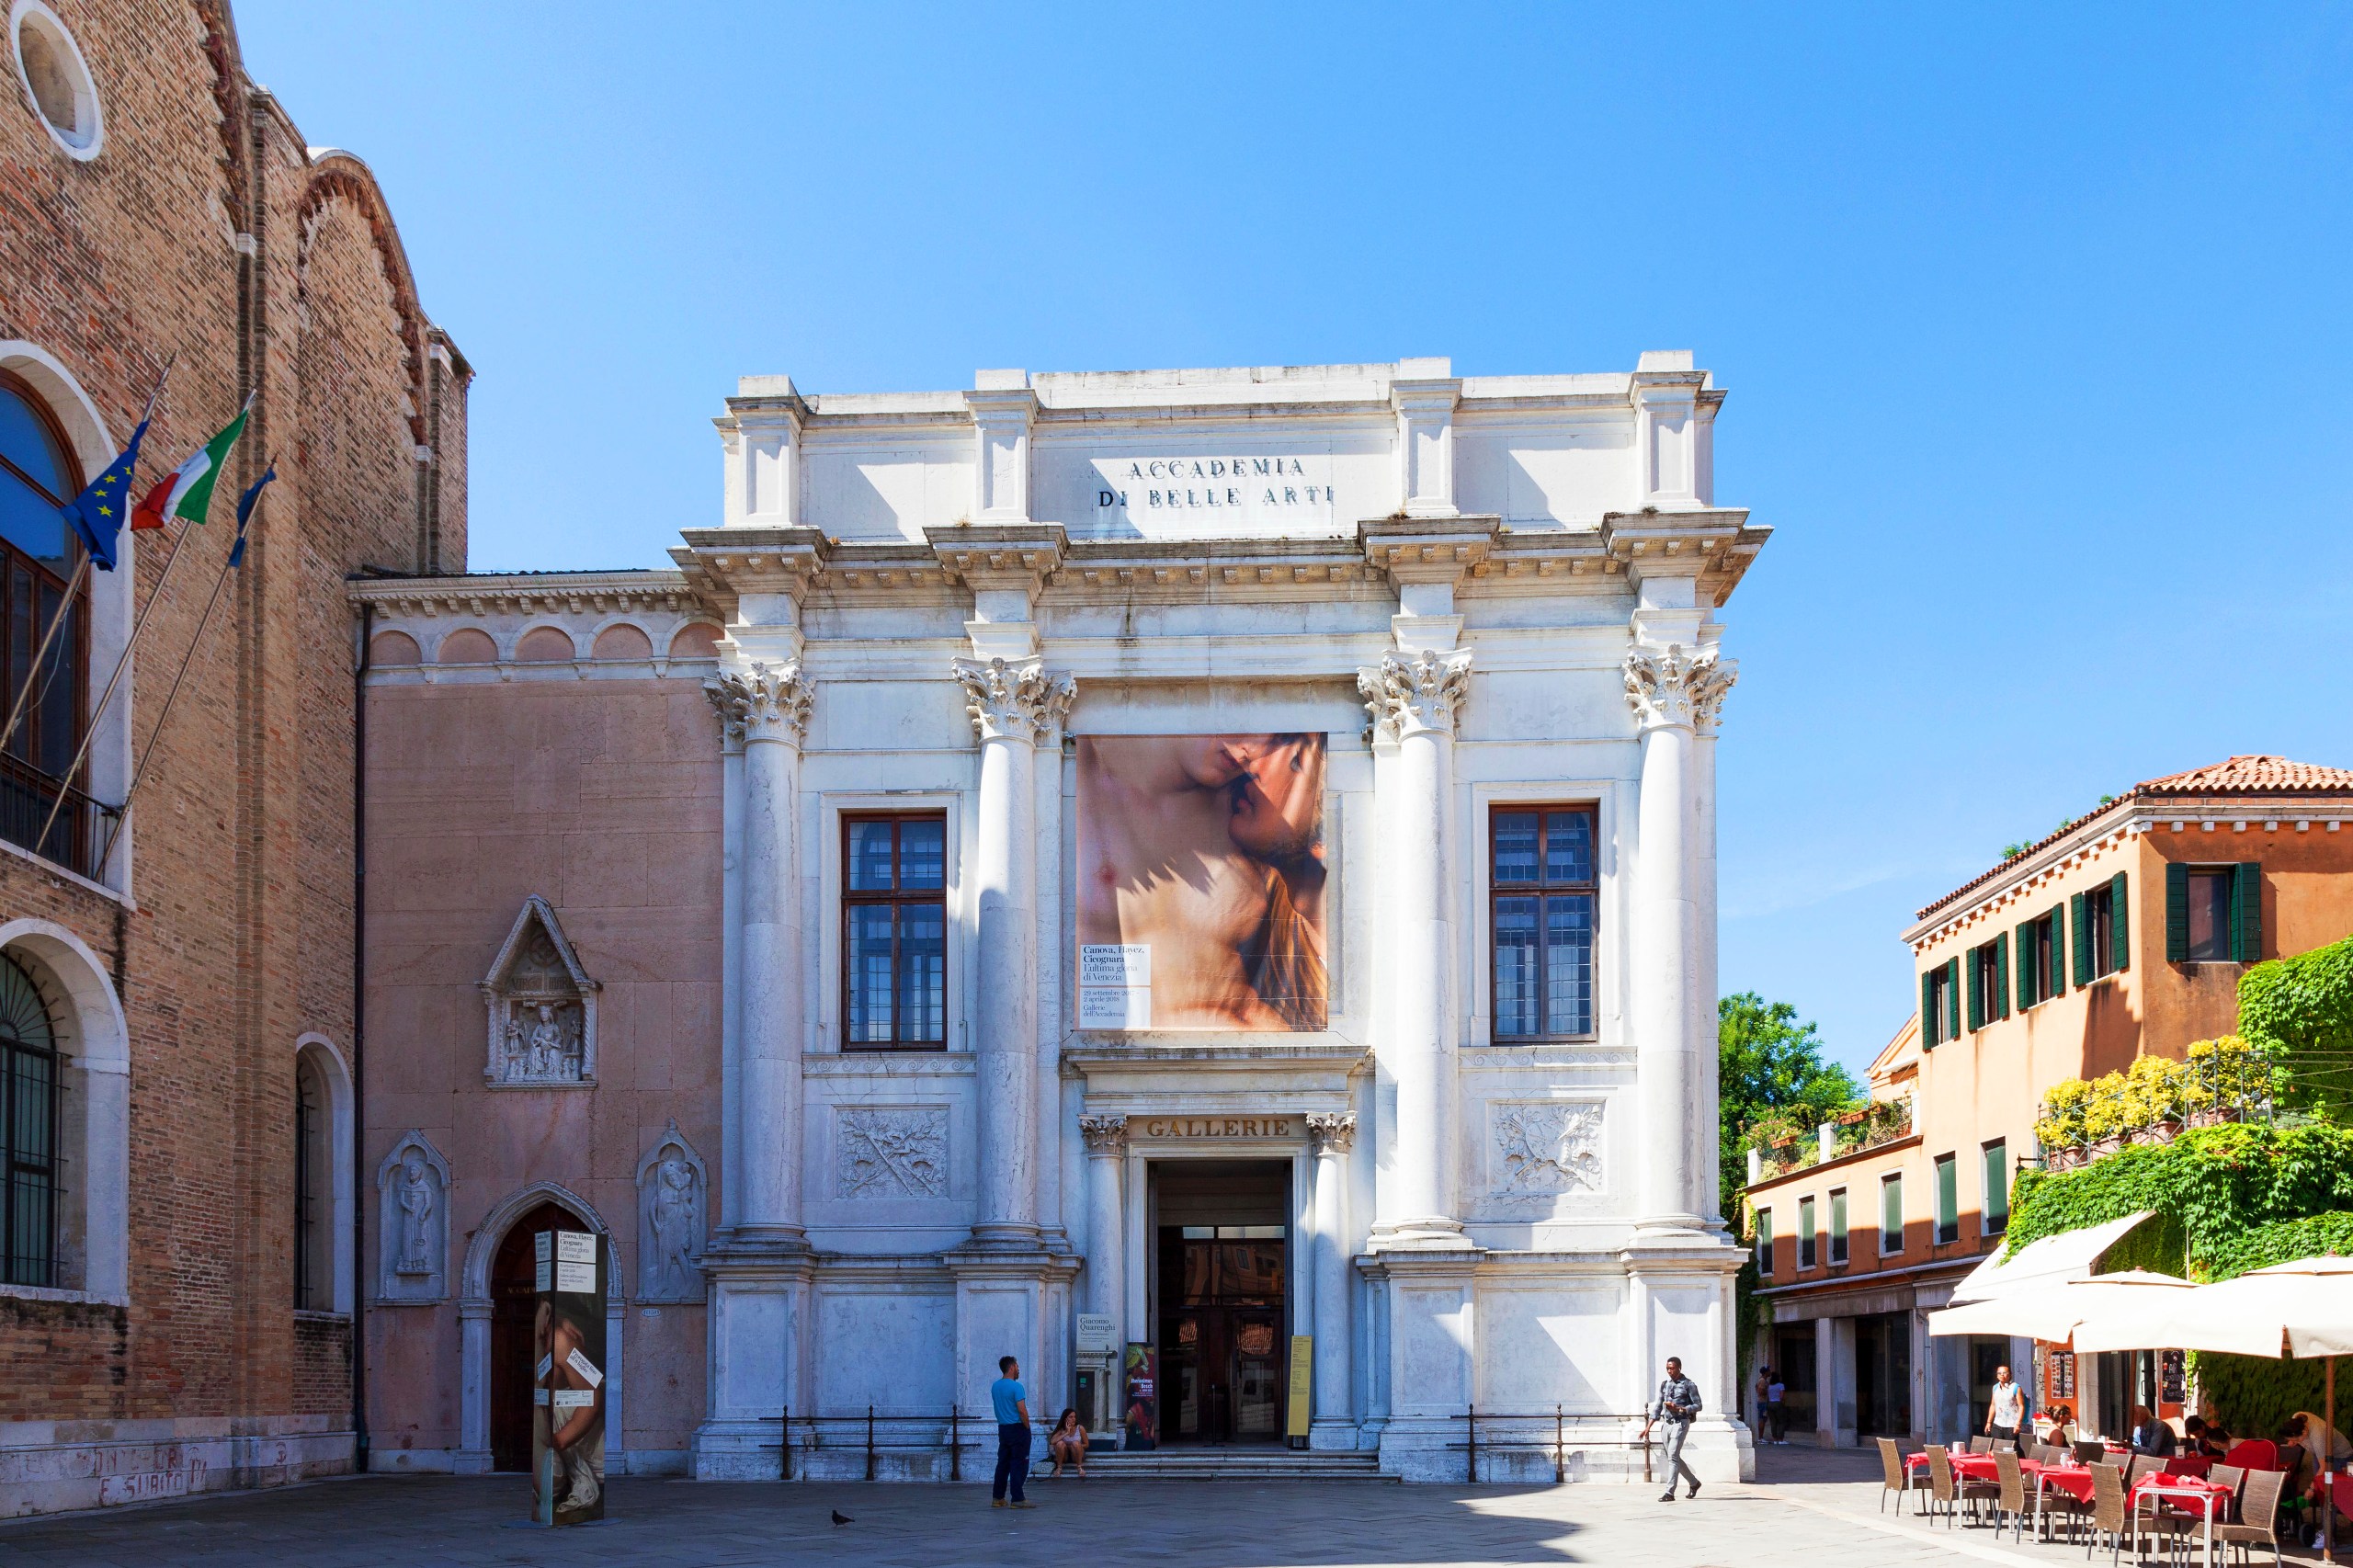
[1904,1450,2004,1481]
[2024,1460,2096,1505]
[2136,1477,2234,1526]
[2165,1455,2214,1478]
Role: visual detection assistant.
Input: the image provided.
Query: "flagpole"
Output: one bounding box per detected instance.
[86,460,269,874]
[0,358,176,760]
[85,517,245,870]
[26,517,197,869]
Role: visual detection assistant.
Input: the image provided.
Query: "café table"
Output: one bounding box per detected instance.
[2132,1474,2234,1568]
[2019,1460,2095,1541]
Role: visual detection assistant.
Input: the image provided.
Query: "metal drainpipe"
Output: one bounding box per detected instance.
[351,598,371,1471]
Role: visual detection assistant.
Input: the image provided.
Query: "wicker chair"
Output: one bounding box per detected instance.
[1996,1450,2067,1544]
[2086,1462,2134,1566]
[1876,1437,1909,1515]
[1972,1436,1995,1455]
[2035,1443,2072,1465]
[1928,1444,1999,1529]
[2212,1469,2287,1568]
[2130,1453,2166,1487]
[2209,1465,2246,1522]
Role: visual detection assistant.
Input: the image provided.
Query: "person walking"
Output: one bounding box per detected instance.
[1984,1365,2027,1456]
[990,1356,1035,1508]
[1754,1368,1772,1439]
[1767,1370,1787,1444]
[1641,1355,1704,1502]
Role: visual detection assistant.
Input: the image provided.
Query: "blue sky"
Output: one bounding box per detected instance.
[237,3,2353,1074]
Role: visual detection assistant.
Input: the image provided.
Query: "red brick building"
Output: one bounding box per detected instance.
[0,0,465,1514]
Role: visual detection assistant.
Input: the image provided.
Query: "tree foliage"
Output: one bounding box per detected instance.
[1718,992,1860,1221]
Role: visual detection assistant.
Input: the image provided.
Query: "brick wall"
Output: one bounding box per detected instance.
[0,0,466,1477]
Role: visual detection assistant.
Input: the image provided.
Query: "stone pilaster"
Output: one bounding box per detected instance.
[1306,1112,1358,1447]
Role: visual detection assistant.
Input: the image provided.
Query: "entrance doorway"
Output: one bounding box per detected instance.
[1855,1312,1913,1440]
[1153,1160,1290,1446]
[489,1200,575,1471]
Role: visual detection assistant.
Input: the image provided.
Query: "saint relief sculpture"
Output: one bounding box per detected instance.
[636,1123,708,1301]
[394,1154,436,1275]
[480,897,599,1087]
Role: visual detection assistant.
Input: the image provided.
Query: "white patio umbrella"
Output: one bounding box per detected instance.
[1926,1269,2194,1342]
[2069,1255,2353,1563]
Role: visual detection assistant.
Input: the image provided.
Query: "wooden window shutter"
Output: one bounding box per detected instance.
[2071,892,2090,987]
[2234,862,2263,963]
[2165,863,2190,962]
[1921,969,1938,1049]
[1946,957,1961,1040]
[2015,918,2038,1009]
[1994,933,2011,1019]
[2110,871,2130,972]
[1966,947,1984,1032]
[2049,905,2068,994]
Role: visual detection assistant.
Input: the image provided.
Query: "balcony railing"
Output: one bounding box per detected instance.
[0,751,119,882]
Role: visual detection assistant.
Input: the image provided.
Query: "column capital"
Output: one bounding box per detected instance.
[1622,642,1735,734]
[706,661,813,748]
[1076,1114,1129,1153]
[1306,1112,1357,1157]
[952,654,1074,746]
[1358,648,1472,743]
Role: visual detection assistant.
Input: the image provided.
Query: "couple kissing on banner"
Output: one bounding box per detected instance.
[1076,733,1327,1033]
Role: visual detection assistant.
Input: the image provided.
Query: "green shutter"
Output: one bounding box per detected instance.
[2050,905,2069,994]
[1994,933,2011,1019]
[1965,947,1984,1032]
[2111,871,2130,972]
[1946,957,1962,1040]
[2165,863,2190,962]
[1921,968,1938,1049]
[2071,892,2090,986]
[2234,862,2263,963]
[2016,918,2038,1009]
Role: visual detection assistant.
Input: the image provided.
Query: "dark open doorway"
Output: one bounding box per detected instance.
[489,1200,575,1472]
[1153,1160,1290,1446]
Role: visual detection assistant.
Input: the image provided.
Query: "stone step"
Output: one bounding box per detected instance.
[1069,1448,1393,1482]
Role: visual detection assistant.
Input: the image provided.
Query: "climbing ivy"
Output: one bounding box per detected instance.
[2006,1122,2353,1273]
[2200,1210,2353,1282]
[2189,1211,2353,1436]
[2239,932,2353,1119]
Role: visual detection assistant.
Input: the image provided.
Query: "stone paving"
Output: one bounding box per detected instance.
[0,1446,2329,1568]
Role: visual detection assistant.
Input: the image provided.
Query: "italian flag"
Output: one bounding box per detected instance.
[131,401,249,531]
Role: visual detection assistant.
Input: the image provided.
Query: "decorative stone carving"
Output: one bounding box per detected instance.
[1621,642,1737,733]
[479,896,599,1087]
[1492,1101,1605,1195]
[705,660,813,747]
[1076,1113,1129,1154]
[375,1131,451,1302]
[1358,648,1473,743]
[635,1120,709,1302]
[835,1108,948,1199]
[950,655,1074,745]
[1305,1112,1357,1156]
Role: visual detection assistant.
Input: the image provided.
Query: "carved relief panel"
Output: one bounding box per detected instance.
[374,1131,451,1303]
[479,896,599,1087]
[835,1108,948,1199]
[1488,1099,1606,1198]
[636,1120,708,1302]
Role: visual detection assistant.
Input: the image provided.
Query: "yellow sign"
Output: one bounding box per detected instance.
[1287,1335,1313,1439]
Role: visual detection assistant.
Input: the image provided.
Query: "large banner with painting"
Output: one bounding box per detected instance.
[1075,735,1327,1032]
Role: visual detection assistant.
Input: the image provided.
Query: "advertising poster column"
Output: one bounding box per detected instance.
[1122,1343,1158,1451]
[532,1228,608,1525]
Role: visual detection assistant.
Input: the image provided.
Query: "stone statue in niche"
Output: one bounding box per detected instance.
[1493,1101,1605,1195]
[836,1108,948,1199]
[479,896,599,1087]
[635,1121,709,1302]
[374,1131,450,1303]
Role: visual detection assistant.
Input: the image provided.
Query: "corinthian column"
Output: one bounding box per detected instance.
[706,664,814,1242]
[1306,1112,1357,1445]
[1358,649,1473,1244]
[1077,1115,1127,1324]
[1622,642,1735,1233]
[954,654,1074,1244]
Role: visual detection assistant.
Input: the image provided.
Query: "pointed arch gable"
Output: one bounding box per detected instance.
[460,1178,617,1304]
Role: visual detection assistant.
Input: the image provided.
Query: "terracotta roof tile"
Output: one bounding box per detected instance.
[1913,755,2353,923]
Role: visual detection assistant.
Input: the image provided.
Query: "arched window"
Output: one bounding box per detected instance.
[0,950,59,1286]
[0,370,89,872]
[293,1049,330,1309]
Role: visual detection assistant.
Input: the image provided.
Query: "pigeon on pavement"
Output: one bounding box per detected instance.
[831,1509,854,1527]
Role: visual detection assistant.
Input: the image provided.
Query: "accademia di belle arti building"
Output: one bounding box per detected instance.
[353,355,1770,1483]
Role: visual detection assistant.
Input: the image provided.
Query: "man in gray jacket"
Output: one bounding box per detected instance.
[1640,1356,1704,1502]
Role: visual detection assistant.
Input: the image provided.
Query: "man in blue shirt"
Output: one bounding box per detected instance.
[991,1356,1034,1507]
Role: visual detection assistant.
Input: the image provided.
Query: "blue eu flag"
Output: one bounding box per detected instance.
[226,463,274,569]
[57,418,148,572]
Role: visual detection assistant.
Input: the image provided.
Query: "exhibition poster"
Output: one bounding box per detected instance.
[532,1229,608,1526]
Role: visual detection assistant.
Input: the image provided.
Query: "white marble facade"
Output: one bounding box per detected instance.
[664,355,1768,1483]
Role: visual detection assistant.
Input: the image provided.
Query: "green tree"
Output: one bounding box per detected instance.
[1718,992,1861,1220]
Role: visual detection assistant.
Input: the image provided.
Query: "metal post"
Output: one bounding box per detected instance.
[949,1405,961,1483]
[1466,1403,1477,1483]
[866,1403,877,1483]
[1555,1403,1564,1484]
[779,1403,791,1482]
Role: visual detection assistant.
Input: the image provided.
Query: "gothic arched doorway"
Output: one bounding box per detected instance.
[489,1200,574,1471]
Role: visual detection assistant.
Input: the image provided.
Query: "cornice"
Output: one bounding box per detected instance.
[1597,509,1769,607]
[671,526,830,614]
[347,570,702,618]
[926,523,1067,594]
[1359,514,1500,585]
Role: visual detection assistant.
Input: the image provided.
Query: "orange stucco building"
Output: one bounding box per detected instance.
[1742,756,2353,1449]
